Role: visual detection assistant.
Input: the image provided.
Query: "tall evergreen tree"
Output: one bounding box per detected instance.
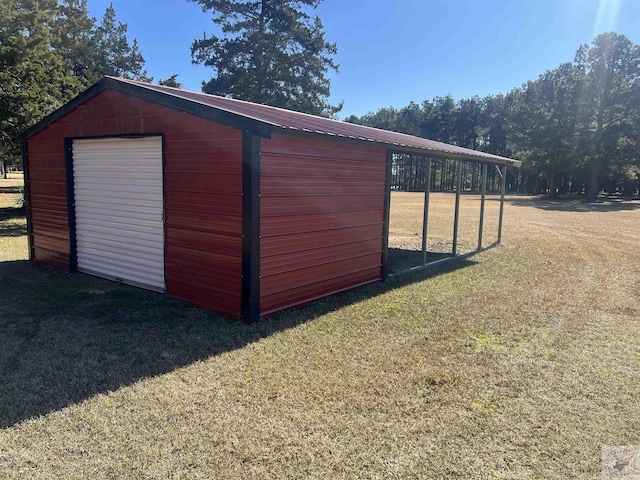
[190,0,341,117]
[574,33,640,200]
[94,3,151,82]
[0,0,69,162]
[0,0,152,169]
[51,0,97,88]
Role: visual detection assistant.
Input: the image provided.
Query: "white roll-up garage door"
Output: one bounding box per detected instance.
[72,137,165,292]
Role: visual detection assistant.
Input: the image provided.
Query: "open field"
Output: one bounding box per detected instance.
[1,183,639,479]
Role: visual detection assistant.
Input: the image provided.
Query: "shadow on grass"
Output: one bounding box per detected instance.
[0,206,25,222]
[0,223,27,237]
[387,248,452,275]
[505,196,640,212]
[0,207,27,237]
[0,186,22,194]
[0,258,475,428]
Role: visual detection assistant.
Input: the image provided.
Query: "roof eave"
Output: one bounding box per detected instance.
[389,145,522,168]
[272,125,522,168]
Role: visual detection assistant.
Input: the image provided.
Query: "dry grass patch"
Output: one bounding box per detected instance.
[0,191,639,479]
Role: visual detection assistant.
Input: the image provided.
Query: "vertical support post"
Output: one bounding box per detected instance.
[498,165,507,244]
[422,156,432,265]
[21,140,35,261]
[64,138,78,272]
[241,131,261,323]
[452,159,463,257]
[382,150,393,280]
[478,162,487,250]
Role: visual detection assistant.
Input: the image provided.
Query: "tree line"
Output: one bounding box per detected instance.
[2,1,638,201]
[0,0,160,174]
[390,155,509,194]
[346,33,640,200]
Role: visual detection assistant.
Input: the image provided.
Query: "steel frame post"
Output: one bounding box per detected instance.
[241,131,261,323]
[478,163,487,250]
[452,159,463,257]
[498,165,507,244]
[382,151,393,280]
[422,156,432,265]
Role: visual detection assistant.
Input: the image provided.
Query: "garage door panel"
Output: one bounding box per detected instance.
[73,141,162,154]
[79,264,164,291]
[76,212,162,231]
[77,246,164,272]
[76,203,162,219]
[73,137,165,292]
[74,164,160,173]
[75,185,163,197]
[76,233,164,258]
[75,194,162,210]
[75,177,158,188]
[78,229,164,244]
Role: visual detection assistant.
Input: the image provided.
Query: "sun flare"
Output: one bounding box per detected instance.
[593,0,622,37]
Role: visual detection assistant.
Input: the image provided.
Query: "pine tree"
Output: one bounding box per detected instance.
[0,0,152,169]
[94,3,151,82]
[574,33,640,200]
[190,0,341,117]
[0,0,69,162]
[51,0,98,87]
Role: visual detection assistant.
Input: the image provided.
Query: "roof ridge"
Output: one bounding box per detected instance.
[110,76,282,128]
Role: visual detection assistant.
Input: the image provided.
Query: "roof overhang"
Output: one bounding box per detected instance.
[273,125,521,167]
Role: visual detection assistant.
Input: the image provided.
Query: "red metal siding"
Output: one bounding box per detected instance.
[26,89,243,317]
[24,138,69,269]
[164,119,243,317]
[260,134,388,315]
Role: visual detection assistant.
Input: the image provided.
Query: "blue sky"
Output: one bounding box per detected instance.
[87,0,640,119]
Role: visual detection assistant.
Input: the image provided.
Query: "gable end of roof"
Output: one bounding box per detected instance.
[16,77,273,141]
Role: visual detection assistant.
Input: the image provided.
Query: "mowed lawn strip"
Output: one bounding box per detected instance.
[0,187,639,479]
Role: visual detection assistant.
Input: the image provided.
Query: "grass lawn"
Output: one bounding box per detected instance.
[0,174,27,262]
[1,177,639,479]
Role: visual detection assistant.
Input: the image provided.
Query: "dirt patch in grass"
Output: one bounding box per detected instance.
[1,192,639,479]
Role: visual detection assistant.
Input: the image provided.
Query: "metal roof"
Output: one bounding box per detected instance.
[20,76,521,167]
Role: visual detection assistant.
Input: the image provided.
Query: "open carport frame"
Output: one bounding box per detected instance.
[382,151,509,279]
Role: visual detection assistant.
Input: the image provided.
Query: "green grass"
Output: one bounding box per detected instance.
[1,183,639,479]
[0,177,27,262]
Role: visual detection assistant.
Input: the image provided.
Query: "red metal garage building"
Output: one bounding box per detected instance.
[18,77,520,322]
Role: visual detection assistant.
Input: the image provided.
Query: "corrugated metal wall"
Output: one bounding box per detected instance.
[260,134,388,314]
[25,89,243,317]
[25,137,69,269]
